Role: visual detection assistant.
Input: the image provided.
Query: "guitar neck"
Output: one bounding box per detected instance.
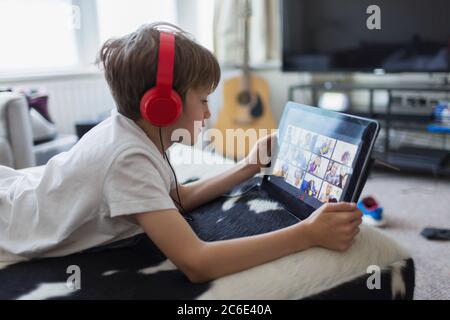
[241,0,252,93]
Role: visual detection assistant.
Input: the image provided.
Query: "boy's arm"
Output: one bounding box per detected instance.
[134,202,362,283]
[173,133,274,211]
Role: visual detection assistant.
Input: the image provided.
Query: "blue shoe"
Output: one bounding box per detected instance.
[357,196,386,227]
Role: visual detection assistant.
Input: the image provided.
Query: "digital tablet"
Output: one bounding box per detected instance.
[262,102,379,219]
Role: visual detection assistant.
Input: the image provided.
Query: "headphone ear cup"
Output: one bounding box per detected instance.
[140,88,183,127]
[169,89,183,119]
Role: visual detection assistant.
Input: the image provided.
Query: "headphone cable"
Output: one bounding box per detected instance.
[158,127,194,221]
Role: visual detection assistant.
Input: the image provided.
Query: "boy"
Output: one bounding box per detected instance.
[0,23,362,283]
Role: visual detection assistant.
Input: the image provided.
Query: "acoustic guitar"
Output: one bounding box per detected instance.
[212,0,276,161]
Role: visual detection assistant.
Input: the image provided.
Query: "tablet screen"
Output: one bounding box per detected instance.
[268,102,375,209]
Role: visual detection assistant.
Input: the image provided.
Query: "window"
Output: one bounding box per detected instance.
[0,0,210,75]
[96,0,177,44]
[0,0,78,72]
[193,0,214,51]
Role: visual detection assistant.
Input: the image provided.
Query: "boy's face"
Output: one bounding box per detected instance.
[171,87,211,146]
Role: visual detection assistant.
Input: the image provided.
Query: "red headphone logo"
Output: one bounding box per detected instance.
[140,32,183,127]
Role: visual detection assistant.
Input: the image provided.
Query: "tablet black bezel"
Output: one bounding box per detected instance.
[262,102,379,219]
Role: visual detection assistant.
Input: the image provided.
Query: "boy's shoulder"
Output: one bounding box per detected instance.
[80,110,149,149]
[71,110,162,168]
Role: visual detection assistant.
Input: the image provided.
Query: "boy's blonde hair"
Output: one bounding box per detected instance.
[98,22,221,120]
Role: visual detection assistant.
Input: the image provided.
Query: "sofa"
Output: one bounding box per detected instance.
[0,92,77,169]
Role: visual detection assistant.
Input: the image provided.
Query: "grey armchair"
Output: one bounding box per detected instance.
[0,92,77,169]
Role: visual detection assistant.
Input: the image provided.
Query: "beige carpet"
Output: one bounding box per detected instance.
[362,171,450,300]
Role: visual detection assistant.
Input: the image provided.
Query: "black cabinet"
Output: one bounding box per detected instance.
[288,82,450,176]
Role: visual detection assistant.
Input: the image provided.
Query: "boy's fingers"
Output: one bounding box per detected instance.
[356,209,363,219]
[350,217,363,228]
[351,227,360,238]
[338,210,363,222]
[349,209,363,221]
[323,202,356,212]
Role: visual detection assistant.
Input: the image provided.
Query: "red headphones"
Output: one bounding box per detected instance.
[140,32,182,127]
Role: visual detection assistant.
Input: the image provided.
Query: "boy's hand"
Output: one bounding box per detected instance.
[243,132,277,172]
[303,202,363,252]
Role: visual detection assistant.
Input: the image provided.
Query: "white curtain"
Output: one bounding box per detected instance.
[213,0,280,67]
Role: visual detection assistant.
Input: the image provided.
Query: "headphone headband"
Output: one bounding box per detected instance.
[156,32,175,95]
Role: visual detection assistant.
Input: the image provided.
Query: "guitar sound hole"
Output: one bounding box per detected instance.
[237,91,251,105]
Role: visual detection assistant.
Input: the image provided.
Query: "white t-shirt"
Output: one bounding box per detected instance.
[0,109,176,261]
